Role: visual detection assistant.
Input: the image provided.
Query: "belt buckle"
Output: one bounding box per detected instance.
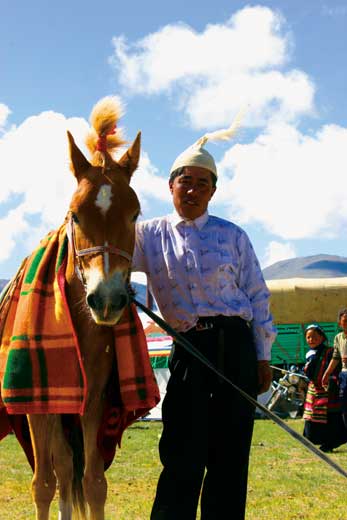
[196,320,213,332]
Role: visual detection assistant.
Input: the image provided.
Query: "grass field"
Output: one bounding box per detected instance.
[0,418,347,519]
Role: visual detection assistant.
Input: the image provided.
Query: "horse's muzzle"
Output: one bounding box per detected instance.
[87,288,129,325]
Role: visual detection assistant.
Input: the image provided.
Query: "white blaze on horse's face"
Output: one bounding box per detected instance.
[103,240,110,276]
[86,267,128,326]
[95,184,112,216]
[95,185,113,277]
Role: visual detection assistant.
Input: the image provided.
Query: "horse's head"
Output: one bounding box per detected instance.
[66,97,141,326]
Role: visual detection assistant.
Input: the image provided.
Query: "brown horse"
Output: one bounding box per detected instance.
[0,97,155,520]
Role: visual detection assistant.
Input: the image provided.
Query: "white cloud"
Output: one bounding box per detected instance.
[0,103,11,130]
[130,271,147,285]
[108,3,344,245]
[215,122,347,239]
[0,111,89,262]
[0,205,30,261]
[0,107,171,264]
[110,5,315,129]
[322,4,347,16]
[262,241,296,268]
[131,151,172,212]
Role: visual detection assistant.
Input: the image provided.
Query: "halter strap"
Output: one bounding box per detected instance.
[75,245,132,262]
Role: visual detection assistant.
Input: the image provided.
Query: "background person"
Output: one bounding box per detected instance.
[322,308,347,434]
[303,324,346,452]
[132,128,276,520]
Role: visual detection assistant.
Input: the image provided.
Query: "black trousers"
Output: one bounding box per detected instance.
[150,316,258,520]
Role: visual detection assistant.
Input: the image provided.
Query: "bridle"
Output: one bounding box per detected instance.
[66,212,132,288]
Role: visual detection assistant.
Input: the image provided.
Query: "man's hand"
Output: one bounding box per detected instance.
[257,360,272,395]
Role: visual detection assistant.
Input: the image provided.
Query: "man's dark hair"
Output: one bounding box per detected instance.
[169,167,217,188]
[337,308,347,321]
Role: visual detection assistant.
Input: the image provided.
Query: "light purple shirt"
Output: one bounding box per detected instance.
[133,211,276,360]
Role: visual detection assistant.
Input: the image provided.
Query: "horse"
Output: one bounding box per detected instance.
[0,97,158,520]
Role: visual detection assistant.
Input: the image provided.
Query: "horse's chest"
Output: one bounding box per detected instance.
[80,332,115,392]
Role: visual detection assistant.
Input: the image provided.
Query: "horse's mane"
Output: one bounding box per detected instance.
[85,96,126,166]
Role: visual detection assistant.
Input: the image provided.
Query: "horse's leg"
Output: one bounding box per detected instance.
[51,418,74,520]
[81,402,107,520]
[27,414,57,520]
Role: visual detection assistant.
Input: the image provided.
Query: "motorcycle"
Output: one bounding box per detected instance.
[264,365,309,419]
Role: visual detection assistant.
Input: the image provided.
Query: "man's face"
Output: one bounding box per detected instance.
[169,166,216,220]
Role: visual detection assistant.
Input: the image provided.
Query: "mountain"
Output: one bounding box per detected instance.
[263,254,347,280]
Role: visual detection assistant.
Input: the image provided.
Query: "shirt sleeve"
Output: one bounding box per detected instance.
[332,334,341,360]
[236,229,277,361]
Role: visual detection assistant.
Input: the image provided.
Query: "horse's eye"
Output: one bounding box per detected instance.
[72,213,79,224]
[132,211,140,223]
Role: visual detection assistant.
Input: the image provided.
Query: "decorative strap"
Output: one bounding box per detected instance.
[76,245,132,262]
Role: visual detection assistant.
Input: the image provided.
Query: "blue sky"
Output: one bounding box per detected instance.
[0,0,346,280]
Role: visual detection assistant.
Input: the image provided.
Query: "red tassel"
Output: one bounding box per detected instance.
[96,124,117,153]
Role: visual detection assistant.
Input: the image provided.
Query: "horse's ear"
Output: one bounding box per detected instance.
[117,131,141,180]
[67,131,91,180]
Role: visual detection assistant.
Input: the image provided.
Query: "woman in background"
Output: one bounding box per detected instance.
[303,324,346,452]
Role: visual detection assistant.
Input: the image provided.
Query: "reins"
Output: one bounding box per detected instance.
[130,295,347,480]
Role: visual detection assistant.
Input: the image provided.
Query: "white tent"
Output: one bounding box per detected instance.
[267,277,347,324]
[140,315,172,420]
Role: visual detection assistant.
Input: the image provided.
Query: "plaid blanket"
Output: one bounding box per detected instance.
[0,225,159,465]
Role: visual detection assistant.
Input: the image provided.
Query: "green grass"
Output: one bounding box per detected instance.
[247,419,347,520]
[0,419,347,519]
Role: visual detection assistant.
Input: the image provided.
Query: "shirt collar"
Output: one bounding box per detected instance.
[169,210,209,230]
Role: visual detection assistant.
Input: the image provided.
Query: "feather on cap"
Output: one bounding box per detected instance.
[169,107,245,178]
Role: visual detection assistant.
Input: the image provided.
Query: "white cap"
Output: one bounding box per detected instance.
[169,143,217,177]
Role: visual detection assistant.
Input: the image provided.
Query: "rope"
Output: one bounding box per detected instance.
[131,296,347,480]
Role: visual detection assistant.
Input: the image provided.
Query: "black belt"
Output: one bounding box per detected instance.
[189,315,245,332]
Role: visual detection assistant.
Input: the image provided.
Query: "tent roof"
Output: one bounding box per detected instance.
[267,277,347,324]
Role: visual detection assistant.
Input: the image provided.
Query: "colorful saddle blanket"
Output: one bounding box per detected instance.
[0,225,159,468]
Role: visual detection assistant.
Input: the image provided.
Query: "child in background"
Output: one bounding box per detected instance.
[303,324,346,452]
[323,308,347,434]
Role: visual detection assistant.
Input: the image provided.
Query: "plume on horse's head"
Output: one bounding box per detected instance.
[85,96,126,167]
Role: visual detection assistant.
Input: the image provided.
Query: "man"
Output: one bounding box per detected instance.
[322,308,347,431]
[132,135,276,520]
